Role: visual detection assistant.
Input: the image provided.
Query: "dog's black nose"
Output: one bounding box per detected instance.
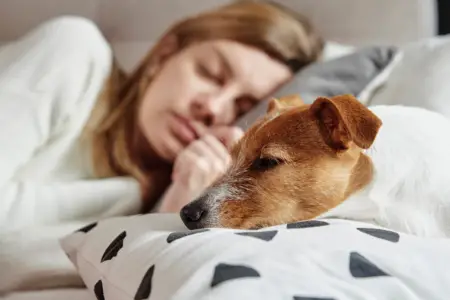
[180,201,207,229]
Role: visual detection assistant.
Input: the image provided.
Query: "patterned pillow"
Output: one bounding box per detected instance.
[60,213,450,300]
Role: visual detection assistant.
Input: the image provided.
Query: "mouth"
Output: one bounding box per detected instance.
[170,113,199,144]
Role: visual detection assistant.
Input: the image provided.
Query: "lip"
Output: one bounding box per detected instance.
[170,113,198,144]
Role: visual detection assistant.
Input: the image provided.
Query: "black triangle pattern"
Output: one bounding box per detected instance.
[76,222,98,233]
[349,252,390,278]
[234,230,278,241]
[94,280,105,300]
[166,228,210,243]
[287,220,329,229]
[101,231,127,263]
[211,263,261,288]
[357,228,400,243]
[134,265,155,300]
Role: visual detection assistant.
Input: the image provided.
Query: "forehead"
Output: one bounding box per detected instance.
[213,40,286,73]
[202,40,291,98]
[234,106,321,154]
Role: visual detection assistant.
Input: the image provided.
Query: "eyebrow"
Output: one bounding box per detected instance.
[261,144,293,163]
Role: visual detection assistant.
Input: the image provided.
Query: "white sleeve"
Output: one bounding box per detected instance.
[0,16,142,231]
[0,179,142,230]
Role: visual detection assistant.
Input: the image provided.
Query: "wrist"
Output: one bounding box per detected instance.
[157,181,199,213]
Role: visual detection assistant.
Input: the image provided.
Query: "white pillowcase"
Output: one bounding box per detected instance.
[360,35,450,118]
[321,41,356,61]
[60,213,450,300]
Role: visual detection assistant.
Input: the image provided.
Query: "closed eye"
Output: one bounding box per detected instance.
[250,157,282,171]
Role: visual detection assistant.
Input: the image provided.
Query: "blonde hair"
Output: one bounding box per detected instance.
[84,0,324,207]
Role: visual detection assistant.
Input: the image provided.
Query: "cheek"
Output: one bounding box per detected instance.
[162,56,211,102]
[137,94,156,133]
[218,198,260,229]
[146,60,194,109]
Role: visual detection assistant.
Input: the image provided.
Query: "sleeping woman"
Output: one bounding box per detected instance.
[0,0,323,293]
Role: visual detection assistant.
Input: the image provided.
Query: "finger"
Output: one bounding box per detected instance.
[173,140,212,183]
[173,147,199,177]
[201,135,231,163]
[196,157,225,187]
[194,138,231,175]
[173,151,198,184]
[210,126,244,149]
[187,138,217,160]
[226,126,244,146]
[183,142,227,183]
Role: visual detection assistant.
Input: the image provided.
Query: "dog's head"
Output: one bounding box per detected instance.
[180,94,382,229]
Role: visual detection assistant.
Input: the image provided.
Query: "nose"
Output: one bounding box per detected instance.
[192,94,234,126]
[192,100,219,126]
[180,201,208,229]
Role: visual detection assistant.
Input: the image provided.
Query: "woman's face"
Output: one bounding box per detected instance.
[138,40,292,161]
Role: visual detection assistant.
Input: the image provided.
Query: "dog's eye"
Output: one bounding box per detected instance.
[250,157,281,171]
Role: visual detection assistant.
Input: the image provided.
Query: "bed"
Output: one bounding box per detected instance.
[0,1,445,299]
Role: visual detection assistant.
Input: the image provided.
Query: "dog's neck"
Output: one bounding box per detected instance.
[345,152,374,198]
[318,150,380,223]
[318,144,447,238]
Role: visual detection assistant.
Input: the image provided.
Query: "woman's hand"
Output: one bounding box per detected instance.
[157,126,243,213]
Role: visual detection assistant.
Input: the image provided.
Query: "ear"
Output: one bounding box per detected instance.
[267,94,305,114]
[310,94,382,150]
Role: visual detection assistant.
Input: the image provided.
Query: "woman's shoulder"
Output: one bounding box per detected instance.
[0,16,114,132]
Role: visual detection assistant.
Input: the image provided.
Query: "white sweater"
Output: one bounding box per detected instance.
[0,17,142,293]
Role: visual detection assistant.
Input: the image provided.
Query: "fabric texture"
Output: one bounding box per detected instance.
[0,16,141,294]
[235,46,398,130]
[364,34,450,119]
[1,289,92,300]
[61,213,450,300]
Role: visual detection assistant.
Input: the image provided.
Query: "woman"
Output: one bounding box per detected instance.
[0,0,323,293]
[0,1,323,230]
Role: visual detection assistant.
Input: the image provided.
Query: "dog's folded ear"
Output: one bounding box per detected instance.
[310,94,382,151]
[267,94,304,114]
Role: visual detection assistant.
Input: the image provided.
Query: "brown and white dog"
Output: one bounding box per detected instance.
[180,94,450,237]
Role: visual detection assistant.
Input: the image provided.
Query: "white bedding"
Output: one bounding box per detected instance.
[59,214,450,300]
[3,34,450,300]
[359,34,450,119]
[1,289,92,300]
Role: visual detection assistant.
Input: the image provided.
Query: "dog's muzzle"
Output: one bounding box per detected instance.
[180,194,211,230]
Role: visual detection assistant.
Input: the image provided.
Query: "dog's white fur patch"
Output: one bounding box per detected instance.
[319,105,450,238]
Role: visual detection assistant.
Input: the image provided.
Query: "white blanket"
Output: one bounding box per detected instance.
[60,214,450,300]
[3,34,450,300]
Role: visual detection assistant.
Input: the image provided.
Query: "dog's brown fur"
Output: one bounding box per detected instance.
[182,94,382,229]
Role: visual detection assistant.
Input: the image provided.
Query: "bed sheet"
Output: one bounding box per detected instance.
[1,289,92,300]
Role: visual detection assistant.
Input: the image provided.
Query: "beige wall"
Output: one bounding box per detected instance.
[0,0,438,70]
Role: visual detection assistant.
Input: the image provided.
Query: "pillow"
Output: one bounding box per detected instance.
[360,35,450,120]
[235,46,397,130]
[60,214,450,300]
[320,41,357,61]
